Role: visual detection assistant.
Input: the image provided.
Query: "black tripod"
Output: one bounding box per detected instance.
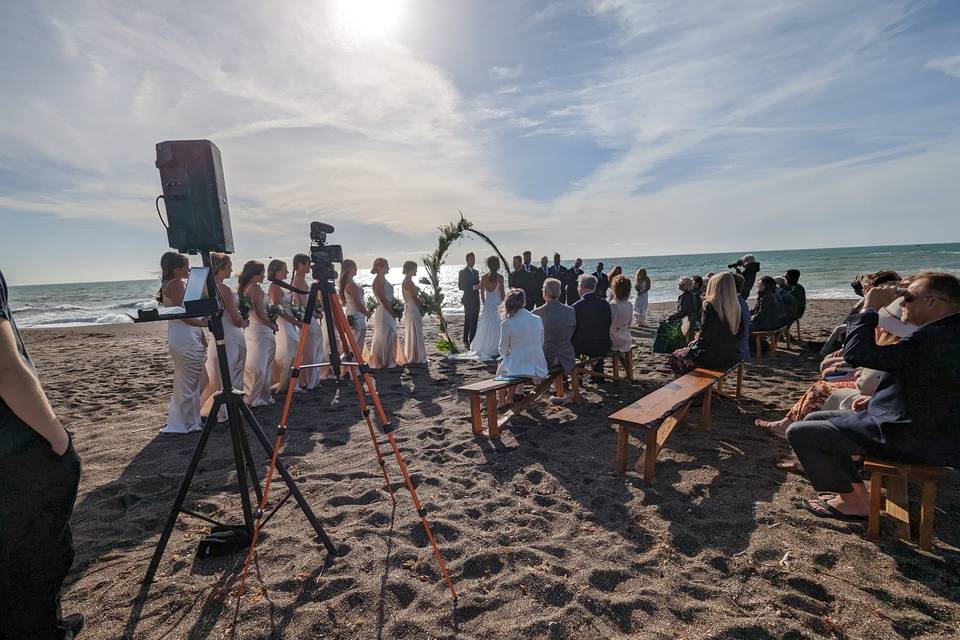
[143,250,337,587]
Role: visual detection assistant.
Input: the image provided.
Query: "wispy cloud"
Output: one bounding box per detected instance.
[489,64,524,80]
[925,54,960,78]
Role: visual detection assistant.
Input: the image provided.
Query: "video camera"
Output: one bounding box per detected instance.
[309,221,343,281]
[727,260,744,269]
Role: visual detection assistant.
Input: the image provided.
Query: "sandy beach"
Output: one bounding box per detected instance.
[23,299,959,639]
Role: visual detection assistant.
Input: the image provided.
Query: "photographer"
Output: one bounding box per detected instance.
[0,269,83,639]
[728,254,760,298]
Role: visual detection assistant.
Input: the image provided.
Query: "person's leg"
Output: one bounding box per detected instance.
[819,324,846,357]
[786,411,869,516]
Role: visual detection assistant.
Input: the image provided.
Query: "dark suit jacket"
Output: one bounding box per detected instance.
[831,311,960,466]
[571,292,612,357]
[593,271,610,298]
[565,267,584,303]
[548,264,567,279]
[458,267,480,306]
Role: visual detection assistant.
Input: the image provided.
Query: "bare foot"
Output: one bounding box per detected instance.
[755,417,790,439]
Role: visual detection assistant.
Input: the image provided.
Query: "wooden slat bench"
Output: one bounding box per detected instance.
[865,459,951,551]
[571,351,635,387]
[608,369,724,484]
[751,326,791,358]
[697,361,744,399]
[458,367,567,439]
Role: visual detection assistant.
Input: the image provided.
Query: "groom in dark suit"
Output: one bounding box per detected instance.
[548,253,567,302]
[458,252,480,348]
[593,262,610,299]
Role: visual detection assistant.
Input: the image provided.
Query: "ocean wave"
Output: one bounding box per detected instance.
[11,304,91,314]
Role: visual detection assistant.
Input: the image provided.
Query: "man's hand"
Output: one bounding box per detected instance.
[852,395,870,411]
[862,284,899,312]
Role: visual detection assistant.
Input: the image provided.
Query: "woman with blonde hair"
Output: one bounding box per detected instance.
[633,268,650,326]
[668,272,741,375]
[369,257,404,369]
[240,260,277,406]
[291,253,329,388]
[339,258,371,353]
[269,259,303,394]
[201,253,247,422]
[401,260,427,364]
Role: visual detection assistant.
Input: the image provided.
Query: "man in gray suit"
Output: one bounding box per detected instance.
[533,277,577,405]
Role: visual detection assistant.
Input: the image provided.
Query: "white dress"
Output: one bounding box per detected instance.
[300,292,329,389]
[244,290,276,407]
[273,290,301,393]
[469,282,503,361]
[610,299,634,352]
[162,299,208,434]
[369,281,403,369]
[201,289,247,421]
[345,285,368,354]
[634,280,650,326]
[496,309,548,380]
[403,284,427,364]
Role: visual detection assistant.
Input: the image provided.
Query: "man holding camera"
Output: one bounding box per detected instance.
[729,254,760,298]
[0,269,84,639]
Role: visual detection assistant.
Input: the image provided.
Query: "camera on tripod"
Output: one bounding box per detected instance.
[309,221,343,281]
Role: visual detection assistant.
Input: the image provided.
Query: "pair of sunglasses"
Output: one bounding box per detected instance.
[896,288,946,304]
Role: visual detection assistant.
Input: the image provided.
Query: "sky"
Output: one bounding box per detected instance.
[1,0,959,285]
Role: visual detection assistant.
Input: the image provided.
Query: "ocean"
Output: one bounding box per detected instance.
[9,242,960,328]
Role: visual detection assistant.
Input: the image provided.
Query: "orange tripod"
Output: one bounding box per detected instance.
[236,274,457,603]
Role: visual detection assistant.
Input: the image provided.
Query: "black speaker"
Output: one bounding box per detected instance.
[156,139,235,254]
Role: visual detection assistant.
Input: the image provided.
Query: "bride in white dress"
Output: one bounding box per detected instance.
[200,253,247,422]
[241,261,278,407]
[269,259,303,394]
[401,261,428,364]
[158,252,208,434]
[368,257,404,369]
[291,254,328,388]
[468,255,505,361]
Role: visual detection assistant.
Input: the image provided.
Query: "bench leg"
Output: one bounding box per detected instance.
[470,395,483,436]
[485,392,499,439]
[571,368,582,402]
[615,425,629,475]
[554,375,563,397]
[868,473,883,540]
[754,334,762,358]
[919,480,938,551]
[612,354,620,379]
[736,361,743,398]
[643,429,658,485]
[701,387,712,431]
[625,350,633,382]
[716,375,724,397]
[795,318,801,341]
[884,475,911,542]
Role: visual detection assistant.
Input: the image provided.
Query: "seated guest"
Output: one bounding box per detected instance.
[690,274,704,315]
[669,272,742,375]
[534,278,577,404]
[668,277,698,336]
[786,273,960,520]
[784,269,806,320]
[750,276,782,331]
[732,273,751,362]
[774,276,798,326]
[609,275,633,353]
[605,265,623,300]
[820,270,901,355]
[496,289,548,409]
[572,274,612,380]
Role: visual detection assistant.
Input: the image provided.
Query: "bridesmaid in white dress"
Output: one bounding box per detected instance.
[158,252,209,434]
[401,261,428,364]
[633,268,651,326]
[368,257,403,369]
[495,289,548,408]
[291,254,328,389]
[339,259,370,354]
[200,253,248,422]
[468,255,505,361]
[240,261,278,407]
[606,265,623,300]
[269,259,303,394]
[609,275,634,353]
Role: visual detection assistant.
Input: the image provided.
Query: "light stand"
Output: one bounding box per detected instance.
[142,249,337,587]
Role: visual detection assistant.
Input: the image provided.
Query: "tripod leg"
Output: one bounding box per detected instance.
[227,403,257,535]
[144,397,222,584]
[230,397,263,504]
[237,401,338,554]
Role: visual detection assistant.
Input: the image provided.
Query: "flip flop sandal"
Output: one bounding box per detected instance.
[803,498,867,522]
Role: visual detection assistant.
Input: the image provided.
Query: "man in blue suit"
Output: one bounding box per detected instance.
[786,272,960,521]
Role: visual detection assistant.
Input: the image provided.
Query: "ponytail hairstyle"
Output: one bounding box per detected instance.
[156,251,188,303]
[210,252,232,278]
[292,253,310,273]
[486,255,500,273]
[499,288,526,320]
[267,259,287,282]
[339,259,358,303]
[402,260,418,275]
[237,260,265,297]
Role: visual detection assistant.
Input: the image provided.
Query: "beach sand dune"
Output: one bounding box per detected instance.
[24,300,960,639]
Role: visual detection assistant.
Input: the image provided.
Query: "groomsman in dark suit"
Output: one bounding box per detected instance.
[593,261,610,299]
[458,252,480,348]
[534,256,550,306]
[565,257,584,304]
[519,251,539,310]
[548,253,568,302]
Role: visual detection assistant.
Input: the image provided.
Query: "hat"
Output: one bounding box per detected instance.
[878,297,916,339]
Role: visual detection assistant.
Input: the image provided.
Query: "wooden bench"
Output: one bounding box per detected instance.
[608,369,724,483]
[697,361,744,399]
[571,351,634,387]
[458,367,568,439]
[865,459,951,551]
[751,326,791,358]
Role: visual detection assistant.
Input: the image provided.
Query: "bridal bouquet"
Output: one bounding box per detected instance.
[347,314,359,329]
[290,301,305,322]
[365,295,378,315]
[390,298,405,321]
[238,295,253,321]
[266,304,281,324]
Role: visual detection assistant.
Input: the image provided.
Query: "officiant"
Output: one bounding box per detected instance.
[458,252,481,348]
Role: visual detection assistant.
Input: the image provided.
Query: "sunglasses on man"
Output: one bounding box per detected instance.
[896,288,947,304]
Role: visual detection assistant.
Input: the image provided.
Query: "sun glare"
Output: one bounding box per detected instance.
[331,0,404,39]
